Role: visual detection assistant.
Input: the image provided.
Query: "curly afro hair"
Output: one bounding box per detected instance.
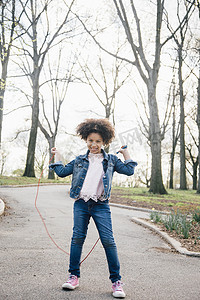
[76,118,115,146]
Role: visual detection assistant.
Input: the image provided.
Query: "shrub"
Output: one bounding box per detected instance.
[153,209,191,239]
[192,209,200,223]
[163,210,181,233]
[179,214,191,239]
[150,210,163,223]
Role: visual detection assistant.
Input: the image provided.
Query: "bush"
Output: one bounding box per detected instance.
[179,214,191,239]
[192,209,200,223]
[150,210,162,223]
[163,210,181,233]
[150,209,191,239]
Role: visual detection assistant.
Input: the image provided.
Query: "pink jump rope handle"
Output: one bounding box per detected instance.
[116,145,127,154]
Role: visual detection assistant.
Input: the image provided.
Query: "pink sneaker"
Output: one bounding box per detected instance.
[112,280,126,298]
[62,274,79,290]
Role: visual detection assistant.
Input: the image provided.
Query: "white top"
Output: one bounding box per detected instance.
[79,152,104,202]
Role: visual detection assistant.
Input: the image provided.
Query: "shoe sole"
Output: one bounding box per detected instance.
[62,283,79,290]
[112,291,126,298]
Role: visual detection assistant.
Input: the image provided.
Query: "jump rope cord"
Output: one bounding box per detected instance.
[34,153,100,264]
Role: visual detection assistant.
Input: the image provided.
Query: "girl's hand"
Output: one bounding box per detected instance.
[117,145,131,160]
[116,145,127,154]
[51,147,58,155]
[51,147,61,161]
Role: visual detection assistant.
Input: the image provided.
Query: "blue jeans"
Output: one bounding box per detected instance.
[68,198,121,283]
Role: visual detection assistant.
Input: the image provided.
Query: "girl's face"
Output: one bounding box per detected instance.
[86,132,104,154]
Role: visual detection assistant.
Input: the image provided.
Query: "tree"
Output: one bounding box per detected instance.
[75,0,195,193]
[39,49,75,179]
[15,0,75,177]
[185,141,198,189]
[0,0,27,146]
[112,0,197,193]
[78,47,132,152]
[169,73,180,189]
[0,146,8,175]
[182,29,200,192]
[191,37,200,193]
[197,59,200,192]
[166,1,195,189]
[79,48,131,119]
[137,154,151,188]
[34,138,48,178]
[111,0,167,193]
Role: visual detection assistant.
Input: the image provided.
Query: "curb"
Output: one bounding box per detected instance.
[132,217,200,258]
[110,202,169,215]
[0,198,5,216]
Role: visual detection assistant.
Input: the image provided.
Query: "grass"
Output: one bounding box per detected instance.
[0,175,71,186]
[111,186,200,212]
[1,176,200,212]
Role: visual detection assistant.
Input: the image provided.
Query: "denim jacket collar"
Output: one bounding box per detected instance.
[81,149,109,161]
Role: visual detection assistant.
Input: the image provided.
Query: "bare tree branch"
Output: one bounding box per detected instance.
[162,0,195,47]
[3,105,31,116]
[71,10,137,66]
[9,128,30,142]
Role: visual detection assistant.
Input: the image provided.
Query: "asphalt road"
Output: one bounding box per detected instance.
[0,185,200,300]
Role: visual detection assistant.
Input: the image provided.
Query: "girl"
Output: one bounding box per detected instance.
[49,118,137,298]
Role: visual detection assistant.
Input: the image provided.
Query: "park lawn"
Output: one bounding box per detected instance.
[111,186,200,213]
[0,175,70,186]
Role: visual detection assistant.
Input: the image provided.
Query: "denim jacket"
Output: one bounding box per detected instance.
[49,149,137,200]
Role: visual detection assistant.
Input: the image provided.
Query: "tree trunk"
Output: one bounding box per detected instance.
[193,161,198,190]
[0,0,17,147]
[23,76,39,177]
[197,73,200,193]
[0,62,8,146]
[149,138,166,194]
[178,47,187,189]
[169,109,176,189]
[104,113,111,153]
[48,137,55,179]
[148,84,167,194]
[169,92,178,189]
[169,151,175,189]
[38,121,56,179]
[23,5,40,177]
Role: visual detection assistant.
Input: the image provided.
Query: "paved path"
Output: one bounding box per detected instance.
[0,185,200,300]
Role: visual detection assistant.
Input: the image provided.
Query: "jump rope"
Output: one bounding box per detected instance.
[34,153,100,265]
[34,145,127,265]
